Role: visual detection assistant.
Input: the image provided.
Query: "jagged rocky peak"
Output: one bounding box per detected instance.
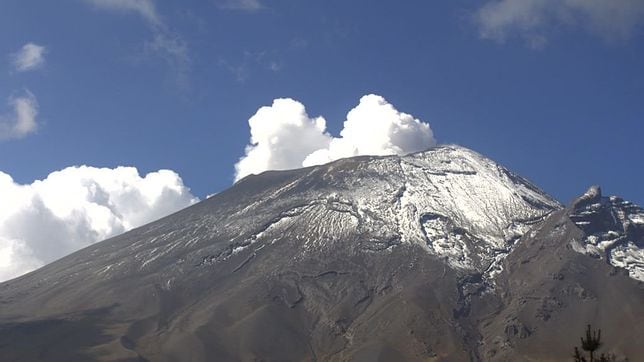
[573,185,602,208]
[569,185,644,281]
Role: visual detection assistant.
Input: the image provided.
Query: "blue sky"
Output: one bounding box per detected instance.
[1,1,644,202]
[1,0,644,281]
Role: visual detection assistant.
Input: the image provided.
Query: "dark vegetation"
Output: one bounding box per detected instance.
[573,324,618,362]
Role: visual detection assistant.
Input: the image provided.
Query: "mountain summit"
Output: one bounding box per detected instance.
[1,145,642,361]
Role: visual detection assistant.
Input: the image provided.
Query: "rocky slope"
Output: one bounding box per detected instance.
[0,145,642,361]
[479,186,644,360]
[569,186,644,281]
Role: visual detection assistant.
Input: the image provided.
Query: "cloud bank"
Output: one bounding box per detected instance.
[475,0,644,47]
[0,166,198,282]
[11,43,47,72]
[0,91,38,140]
[234,94,436,181]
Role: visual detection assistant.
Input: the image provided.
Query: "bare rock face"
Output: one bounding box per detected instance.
[0,145,642,361]
[569,186,644,281]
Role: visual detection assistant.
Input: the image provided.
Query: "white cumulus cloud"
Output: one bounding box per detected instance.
[234,98,331,180]
[0,91,38,140]
[0,166,198,282]
[11,43,47,72]
[475,0,644,47]
[234,94,436,181]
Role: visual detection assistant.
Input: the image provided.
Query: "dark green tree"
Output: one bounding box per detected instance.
[573,324,615,362]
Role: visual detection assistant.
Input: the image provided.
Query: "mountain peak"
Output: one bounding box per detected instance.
[0,146,642,361]
[572,184,602,209]
[569,186,644,281]
[214,144,562,282]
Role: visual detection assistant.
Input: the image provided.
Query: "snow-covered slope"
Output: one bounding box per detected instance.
[20,145,560,291]
[570,186,644,281]
[396,146,560,272]
[221,145,561,276]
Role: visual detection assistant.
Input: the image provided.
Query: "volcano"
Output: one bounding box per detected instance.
[1,145,642,361]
